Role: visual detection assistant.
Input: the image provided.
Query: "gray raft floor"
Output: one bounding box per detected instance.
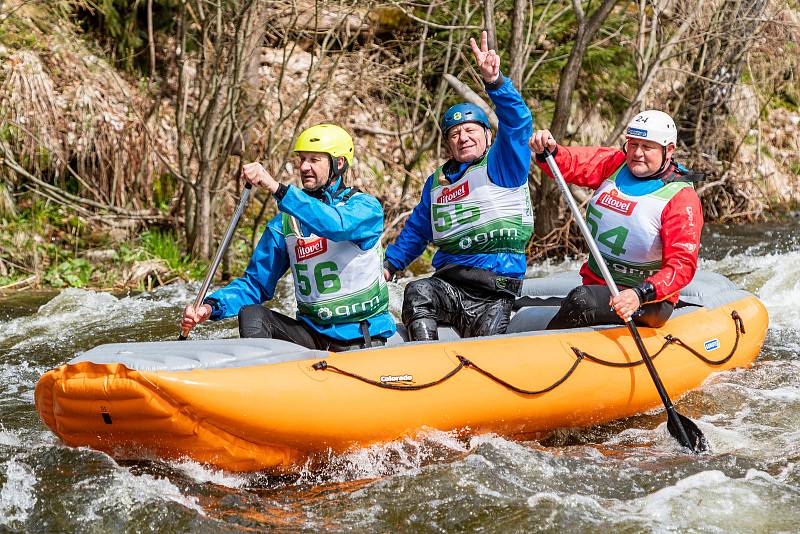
[71,270,751,372]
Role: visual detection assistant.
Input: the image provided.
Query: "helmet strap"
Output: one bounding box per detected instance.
[648,146,670,178]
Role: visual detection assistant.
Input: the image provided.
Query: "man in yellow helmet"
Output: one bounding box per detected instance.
[181,124,396,350]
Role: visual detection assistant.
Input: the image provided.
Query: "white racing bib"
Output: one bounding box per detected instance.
[283,212,389,325]
[586,164,693,286]
[430,156,533,255]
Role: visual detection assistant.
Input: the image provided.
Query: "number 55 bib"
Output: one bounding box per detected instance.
[586,164,693,286]
[430,157,533,255]
[283,214,389,325]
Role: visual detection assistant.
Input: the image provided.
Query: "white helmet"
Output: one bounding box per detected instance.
[625,110,677,147]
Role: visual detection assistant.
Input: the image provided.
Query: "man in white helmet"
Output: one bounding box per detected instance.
[529,110,704,329]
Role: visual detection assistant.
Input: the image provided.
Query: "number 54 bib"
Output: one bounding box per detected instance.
[586,165,693,286]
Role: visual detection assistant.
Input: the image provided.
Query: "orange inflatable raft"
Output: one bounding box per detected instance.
[35,271,768,472]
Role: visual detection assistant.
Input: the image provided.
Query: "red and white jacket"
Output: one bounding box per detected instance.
[537,146,703,304]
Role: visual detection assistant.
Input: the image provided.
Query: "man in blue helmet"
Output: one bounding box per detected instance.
[384,32,534,340]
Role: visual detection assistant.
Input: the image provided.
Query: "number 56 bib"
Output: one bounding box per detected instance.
[283,214,389,325]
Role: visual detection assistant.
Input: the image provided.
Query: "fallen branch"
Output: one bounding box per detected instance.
[388,2,481,31]
[352,123,427,137]
[0,275,37,291]
[0,140,170,222]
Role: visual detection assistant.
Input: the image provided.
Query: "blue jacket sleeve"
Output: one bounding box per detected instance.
[205,214,289,320]
[384,176,434,270]
[486,74,533,188]
[277,184,383,250]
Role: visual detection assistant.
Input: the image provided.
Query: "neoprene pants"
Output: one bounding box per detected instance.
[401,276,515,338]
[546,284,674,330]
[238,305,385,352]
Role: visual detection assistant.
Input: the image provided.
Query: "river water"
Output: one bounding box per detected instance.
[1,222,799,533]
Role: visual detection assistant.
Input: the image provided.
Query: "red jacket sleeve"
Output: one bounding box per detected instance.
[647,187,704,302]
[536,145,626,189]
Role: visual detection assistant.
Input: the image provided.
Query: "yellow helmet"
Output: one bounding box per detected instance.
[293,124,354,166]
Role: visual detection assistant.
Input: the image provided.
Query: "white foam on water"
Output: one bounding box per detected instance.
[0,360,49,404]
[526,490,605,509]
[752,385,800,403]
[525,256,585,278]
[341,503,384,526]
[622,469,799,531]
[182,325,240,340]
[0,428,22,448]
[526,490,611,530]
[696,418,763,455]
[0,456,37,526]
[170,459,248,488]
[81,468,205,520]
[1,288,180,351]
[386,280,404,319]
[701,251,800,328]
[602,415,773,460]
[297,429,469,484]
[604,426,659,447]
[460,434,589,495]
[141,282,198,303]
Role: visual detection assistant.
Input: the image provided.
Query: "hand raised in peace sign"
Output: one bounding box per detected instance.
[469,30,500,84]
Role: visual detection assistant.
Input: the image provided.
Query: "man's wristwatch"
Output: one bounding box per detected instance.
[631,281,657,304]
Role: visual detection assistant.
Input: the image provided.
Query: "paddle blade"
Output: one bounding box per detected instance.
[667,412,709,453]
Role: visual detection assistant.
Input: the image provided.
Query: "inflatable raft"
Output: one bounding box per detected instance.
[35,271,767,472]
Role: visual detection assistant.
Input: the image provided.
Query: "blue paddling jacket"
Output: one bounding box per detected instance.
[205,179,397,341]
[385,73,534,278]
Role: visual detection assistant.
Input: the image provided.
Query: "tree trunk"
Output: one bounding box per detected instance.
[675,0,768,162]
[483,0,496,50]
[509,0,526,87]
[174,0,266,260]
[533,0,618,239]
[192,180,213,259]
[604,1,703,146]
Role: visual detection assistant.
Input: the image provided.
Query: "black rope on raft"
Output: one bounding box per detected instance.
[311,358,467,390]
[311,310,745,394]
[312,353,585,395]
[572,310,744,368]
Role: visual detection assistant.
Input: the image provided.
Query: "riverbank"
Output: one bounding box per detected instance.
[1,1,798,292]
[3,199,800,293]
[0,197,214,292]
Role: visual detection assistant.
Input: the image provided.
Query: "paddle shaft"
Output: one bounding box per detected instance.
[179,182,253,340]
[542,149,695,449]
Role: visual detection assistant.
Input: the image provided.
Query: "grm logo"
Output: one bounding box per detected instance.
[627,127,648,137]
[704,339,720,351]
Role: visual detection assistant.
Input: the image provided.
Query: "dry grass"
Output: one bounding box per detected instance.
[0,7,177,213]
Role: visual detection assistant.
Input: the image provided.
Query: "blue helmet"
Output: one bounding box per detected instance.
[440,103,491,133]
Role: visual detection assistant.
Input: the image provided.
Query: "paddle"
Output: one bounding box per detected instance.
[542,148,708,453]
[179,182,252,340]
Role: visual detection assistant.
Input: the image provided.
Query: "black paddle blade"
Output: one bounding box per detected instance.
[667,411,709,453]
